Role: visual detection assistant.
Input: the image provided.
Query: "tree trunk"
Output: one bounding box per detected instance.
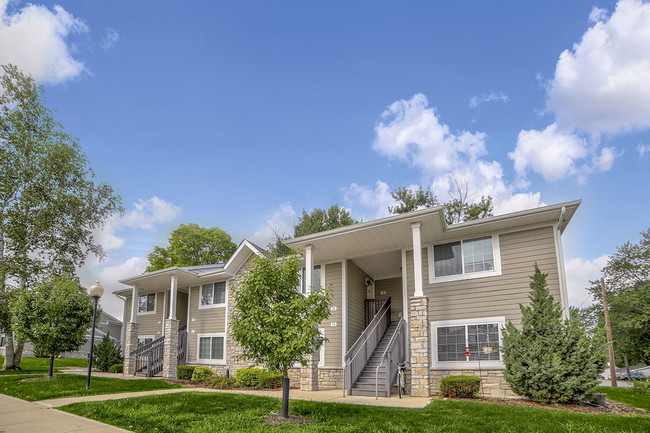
[281,368,290,419]
[2,332,23,370]
[48,355,54,377]
[12,340,24,369]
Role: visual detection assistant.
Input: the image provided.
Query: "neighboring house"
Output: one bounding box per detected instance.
[0,311,122,359]
[117,200,578,398]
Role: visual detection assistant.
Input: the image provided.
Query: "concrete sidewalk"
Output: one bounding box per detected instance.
[0,393,130,433]
[39,387,431,409]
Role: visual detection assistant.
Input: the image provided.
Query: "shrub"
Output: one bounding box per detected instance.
[440,376,481,398]
[191,366,214,383]
[92,334,123,372]
[502,265,606,404]
[109,364,123,373]
[212,376,237,389]
[258,371,284,389]
[235,367,267,388]
[177,366,196,380]
[632,379,650,395]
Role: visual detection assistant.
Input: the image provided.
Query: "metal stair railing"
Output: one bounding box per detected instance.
[178,325,187,364]
[374,317,406,398]
[132,335,165,377]
[344,297,391,396]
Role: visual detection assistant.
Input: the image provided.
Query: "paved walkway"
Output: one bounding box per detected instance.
[0,393,130,433]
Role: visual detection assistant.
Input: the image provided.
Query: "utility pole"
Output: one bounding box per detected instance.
[601,278,617,387]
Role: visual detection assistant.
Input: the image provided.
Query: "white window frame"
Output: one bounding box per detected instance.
[427,234,502,284]
[300,264,325,295]
[137,293,157,315]
[196,333,226,365]
[431,316,505,369]
[198,281,227,309]
[137,335,155,346]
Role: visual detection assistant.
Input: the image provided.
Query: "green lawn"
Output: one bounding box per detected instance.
[595,386,650,411]
[0,356,88,375]
[60,391,650,433]
[0,373,184,401]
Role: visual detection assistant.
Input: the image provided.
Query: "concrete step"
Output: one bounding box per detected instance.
[349,387,390,397]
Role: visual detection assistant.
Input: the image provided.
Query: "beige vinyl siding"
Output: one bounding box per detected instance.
[406,226,561,327]
[321,262,342,366]
[375,277,402,321]
[347,260,367,351]
[186,282,228,363]
[176,291,188,327]
[124,292,165,339]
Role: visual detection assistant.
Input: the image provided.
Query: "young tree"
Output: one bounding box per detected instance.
[146,223,237,272]
[92,333,123,372]
[230,253,331,418]
[294,204,357,237]
[11,277,94,377]
[0,64,123,370]
[502,265,606,403]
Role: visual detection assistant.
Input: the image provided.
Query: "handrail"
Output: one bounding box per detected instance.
[345,297,391,364]
[375,317,406,398]
[131,335,164,357]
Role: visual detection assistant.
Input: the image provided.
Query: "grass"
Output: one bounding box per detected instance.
[0,373,184,401]
[0,356,88,375]
[61,391,650,433]
[595,385,650,411]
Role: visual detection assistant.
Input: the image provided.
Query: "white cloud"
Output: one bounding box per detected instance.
[565,255,609,307]
[101,27,119,50]
[248,202,296,248]
[547,0,650,135]
[589,6,609,23]
[637,144,649,157]
[343,180,395,221]
[0,0,88,84]
[469,90,509,108]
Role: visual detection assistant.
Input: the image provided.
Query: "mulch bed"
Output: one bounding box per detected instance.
[265,413,311,425]
[162,378,296,391]
[433,395,646,416]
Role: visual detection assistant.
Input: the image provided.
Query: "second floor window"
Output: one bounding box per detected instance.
[433,236,495,277]
[138,293,156,313]
[301,265,321,294]
[201,282,226,307]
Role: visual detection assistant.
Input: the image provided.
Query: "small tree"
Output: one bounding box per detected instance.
[231,253,331,418]
[502,265,606,403]
[92,333,123,372]
[11,277,94,377]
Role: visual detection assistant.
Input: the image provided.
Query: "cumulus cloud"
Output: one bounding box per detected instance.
[343,181,395,221]
[637,144,650,157]
[0,0,88,84]
[248,202,296,248]
[547,0,650,135]
[469,90,509,108]
[565,255,609,307]
[101,27,119,50]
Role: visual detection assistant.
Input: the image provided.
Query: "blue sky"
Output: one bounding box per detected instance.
[2,0,649,318]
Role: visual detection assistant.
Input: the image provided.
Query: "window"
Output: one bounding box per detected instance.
[138,293,156,314]
[429,235,499,282]
[0,334,5,348]
[200,282,226,307]
[138,336,154,347]
[432,318,504,366]
[198,334,225,362]
[300,265,321,294]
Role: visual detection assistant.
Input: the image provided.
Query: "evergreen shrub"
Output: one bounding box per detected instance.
[109,364,123,373]
[92,334,123,372]
[177,366,195,380]
[440,375,481,398]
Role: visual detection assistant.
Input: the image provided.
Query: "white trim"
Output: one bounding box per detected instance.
[427,234,502,284]
[411,221,423,297]
[130,285,139,322]
[305,245,313,291]
[198,281,227,309]
[162,290,168,334]
[137,292,157,316]
[401,248,409,357]
[319,328,325,367]
[553,224,570,319]
[196,333,226,365]
[341,259,348,367]
[430,316,505,370]
[186,286,191,358]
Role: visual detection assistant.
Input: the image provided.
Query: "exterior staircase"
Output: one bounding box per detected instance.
[349,321,400,396]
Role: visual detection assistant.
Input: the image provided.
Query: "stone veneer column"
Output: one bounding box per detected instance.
[162,319,179,379]
[123,322,139,375]
[300,351,319,391]
[409,296,430,397]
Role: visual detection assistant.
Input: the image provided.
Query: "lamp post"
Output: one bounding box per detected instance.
[87,280,104,390]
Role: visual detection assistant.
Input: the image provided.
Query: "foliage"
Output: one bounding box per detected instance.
[440,375,481,398]
[632,380,650,395]
[11,277,94,376]
[388,186,438,214]
[502,265,607,404]
[584,229,650,366]
[266,229,294,257]
[92,334,123,372]
[191,366,214,383]
[61,391,650,433]
[146,223,237,272]
[211,376,237,389]
[235,367,284,388]
[0,64,122,370]
[176,365,196,380]
[109,364,123,374]
[294,204,357,237]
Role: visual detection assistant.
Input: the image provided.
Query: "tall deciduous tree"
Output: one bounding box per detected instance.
[294,204,357,237]
[11,277,94,377]
[502,265,606,403]
[388,186,438,214]
[231,253,331,418]
[0,64,123,370]
[146,223,237,272]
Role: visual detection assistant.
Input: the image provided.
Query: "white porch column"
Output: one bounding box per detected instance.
[130,284,139,322]
[169,274,178,320]
[305,245,313,291]
[411,222,424,297]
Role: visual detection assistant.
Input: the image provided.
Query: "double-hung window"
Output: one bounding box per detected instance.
[198,334,225,363]
[200,282,226,308]
[138,293,156,314]
[429,235,500,282]
[300,265,321,294]
[432,317,504,366]
[138,336,154,347]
